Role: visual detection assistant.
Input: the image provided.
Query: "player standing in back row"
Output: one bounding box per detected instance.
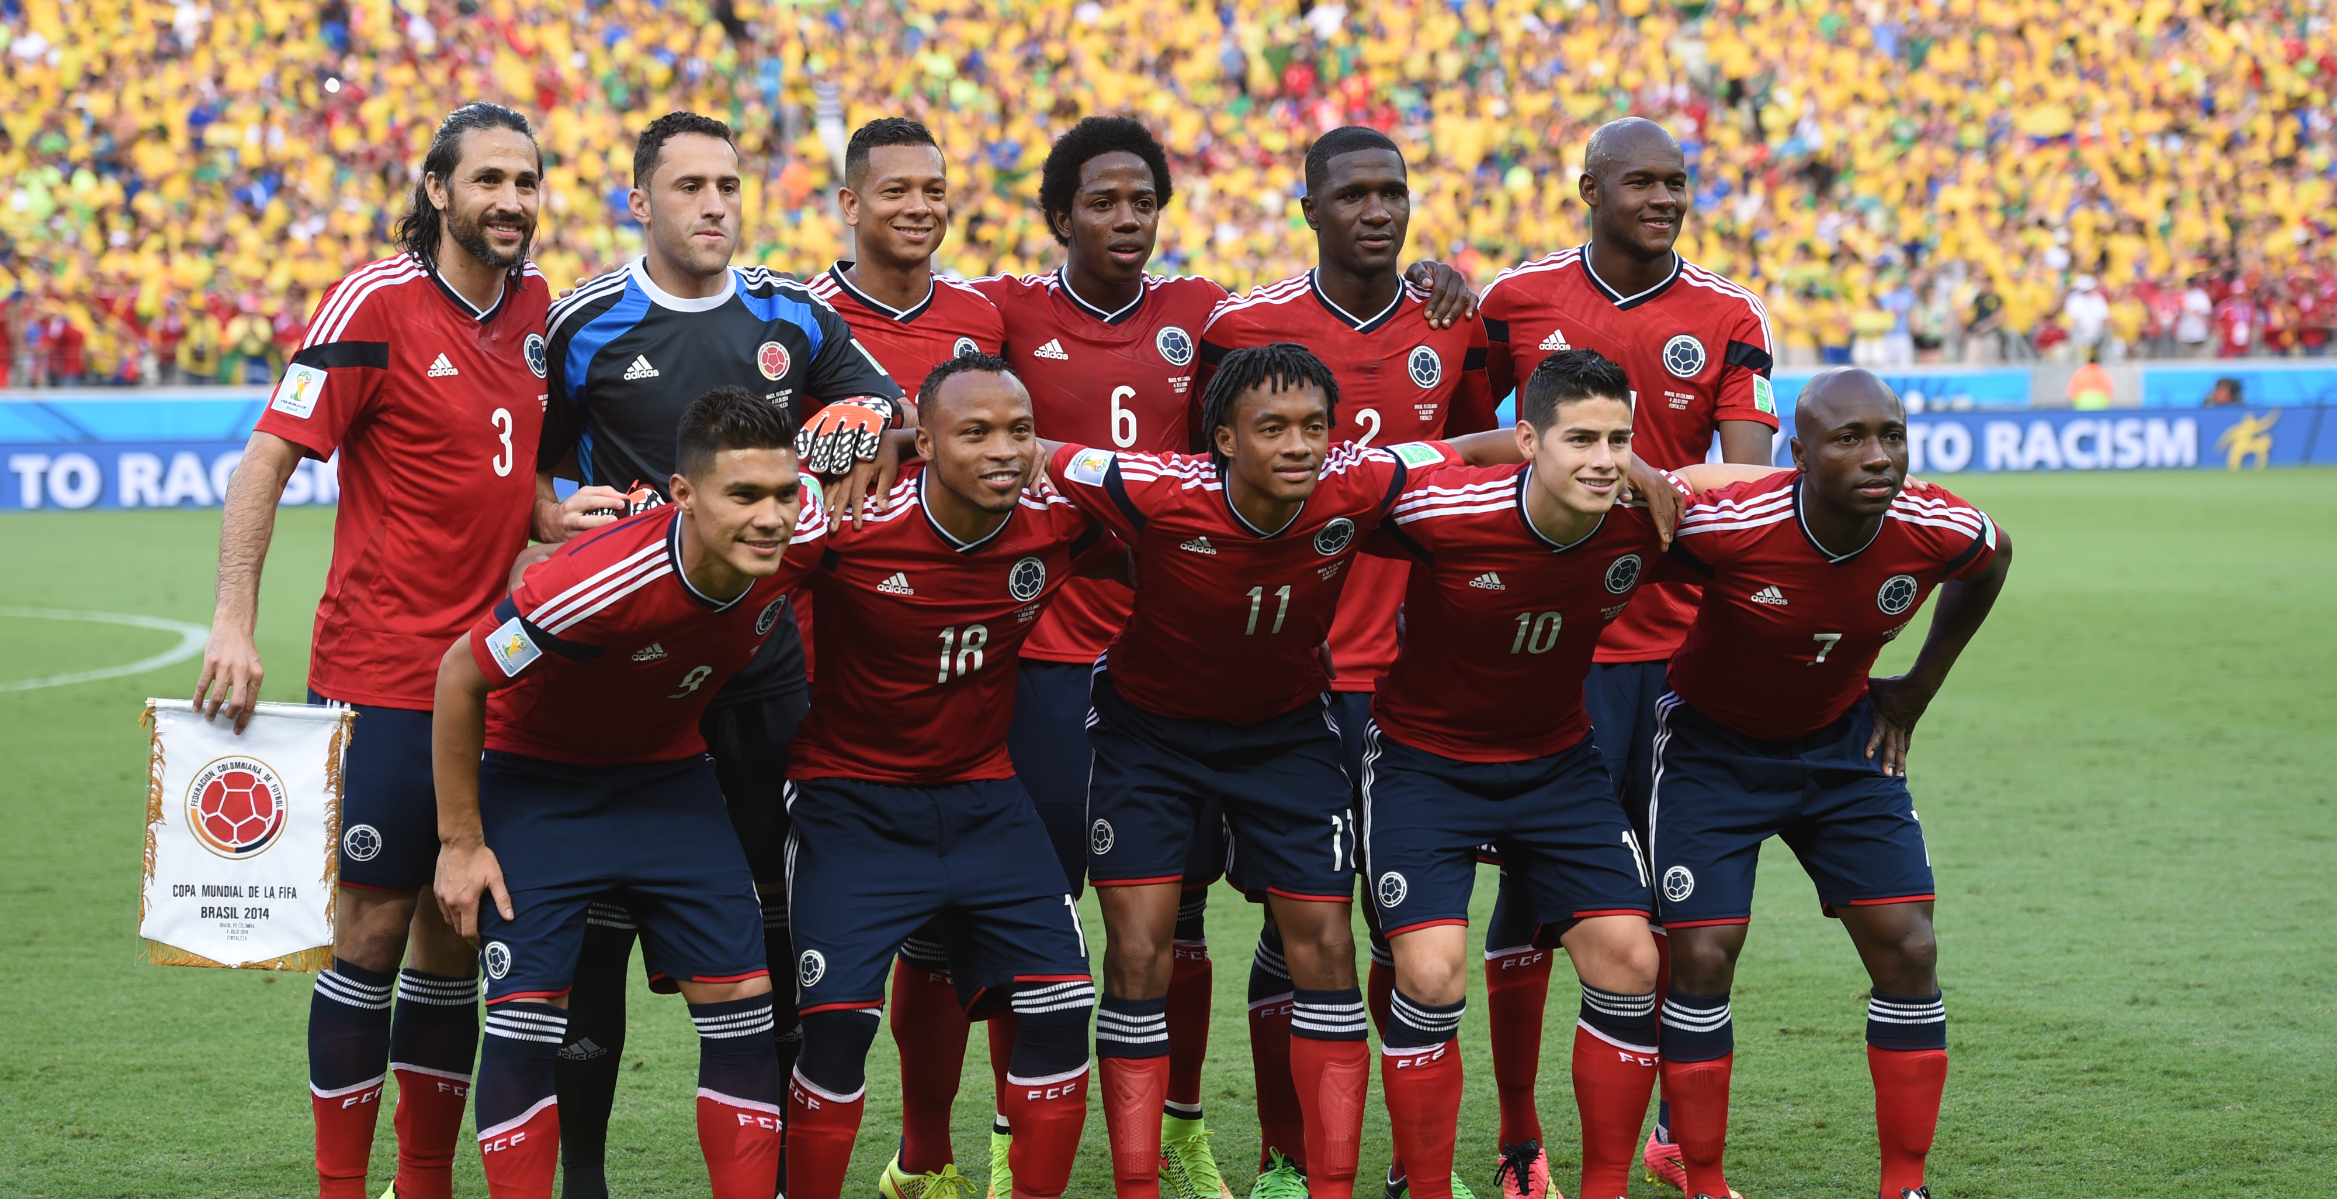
[1474,115,1778,1196]
[537,111,903,1199]
[189,104,592,1199]
[1193,126,1495,1198]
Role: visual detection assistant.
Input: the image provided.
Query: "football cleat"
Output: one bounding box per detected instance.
[1160,1113,1237,1199]
[1249,1150,1310,1199]
[375,1186,397,1199]
[1451,1175,1481,1199]
[1901,1190,1931,1199]
[984,1128,1013,1199]
[1494,1139,1556,1199]
[879,1156,978,1199]
[1643,1129,1686,1191]
[1381,1163,1409,1199]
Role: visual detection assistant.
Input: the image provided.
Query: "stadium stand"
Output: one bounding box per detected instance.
[0,0,2331,386]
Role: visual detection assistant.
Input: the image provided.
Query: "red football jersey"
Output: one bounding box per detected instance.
[970,269,1227,665]
[787,464,1114,785]
[1664,472,2000,742]
[1196,271,1496,693]
[1046,438,1461,725]
[471,490,829,765]
[804,264,1005,403]
[1365,464,1689,762]
[1480,247,1778,663]
[257,254,551,708]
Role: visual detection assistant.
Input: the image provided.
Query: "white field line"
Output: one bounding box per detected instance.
[0,607,211,692]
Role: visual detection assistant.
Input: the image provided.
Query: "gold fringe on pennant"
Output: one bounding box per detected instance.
[139,702,166,928]
[322,709,354,931]
[140,939,333,972]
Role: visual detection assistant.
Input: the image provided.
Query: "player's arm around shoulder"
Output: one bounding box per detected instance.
[1866,494,2012,777]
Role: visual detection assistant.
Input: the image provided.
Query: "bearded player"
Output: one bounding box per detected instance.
[1651,369,2008,1199]
[433,388,826,1199]
[1358,351,1760,1199]
[1474,116,1777,1194]
[538,110,902,1199]
[1045,345,1521,1199]
[781,357,1119,1199]
[190,103,606,1199]
[1193,126,1495,1197]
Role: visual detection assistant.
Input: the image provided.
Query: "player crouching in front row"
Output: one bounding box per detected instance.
[430,387,828,1199]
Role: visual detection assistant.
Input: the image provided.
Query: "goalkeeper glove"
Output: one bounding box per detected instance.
[795,397,900,476]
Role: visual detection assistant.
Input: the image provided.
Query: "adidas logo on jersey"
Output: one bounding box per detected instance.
[1538,329,1571,351]
[427,353,459,377]
[630,643,668,662]
[1750,585,1788,606]
[1469,571,1506,591]
[624,354,660,380]
[878,572,915,596]
[1033,339,1070,360]
[1179,536,1218,556]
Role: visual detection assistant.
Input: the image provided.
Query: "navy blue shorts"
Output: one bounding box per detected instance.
[1361,722,1652,937]
[1649,693,1935,927]
[1086,669,1352,903]
[313,691,436,894]
[475,751,765,1003]
[1583,659,1670,842]
[784,776,1089,1020]
[1010,660,1231,895]
[702,689,810,883]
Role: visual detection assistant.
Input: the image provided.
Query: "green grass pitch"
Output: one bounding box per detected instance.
[1,470,2332,1197]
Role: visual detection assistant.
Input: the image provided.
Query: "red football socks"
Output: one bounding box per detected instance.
[1100,1054,1170,1199]
[1365,957,1406,1183]
[1004,1063,1090,1198]
[1483,947,1553,1149]
[1167,945,1213,1113]
[988,1012,1018,1113]
[889,956,969,1174]
[1248,995,1306,1170]
[1660,1053,1733,1199]
[310,1077,385,1199]
[1870,1047,1947,1199]
[389,1064,469,1199]
[1572,1024,1660,1199]
[1289,1033,1368,1199]
[1379,1038,1462,1199]
[698,1087,783,1199]
[784,1073,866,1199]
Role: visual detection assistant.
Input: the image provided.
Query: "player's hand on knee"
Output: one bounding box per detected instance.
[795,397,899,478]
[1406,260,1481,328]
[1864,675,1933,777]
[435,841,514,941]
[194,627,264,733]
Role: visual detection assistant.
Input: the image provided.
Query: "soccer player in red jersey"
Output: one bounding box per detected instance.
[802,116,1021,1199]
[1651,370,2011,1199]
[1193,127,1497,1194]
[1045,345,1518,1199]
[433,388,823,1199]
[1359,351,1761,1199]
[781,356,1115,1199]
[189,104,603,1199]
[1474,117,1779,1192]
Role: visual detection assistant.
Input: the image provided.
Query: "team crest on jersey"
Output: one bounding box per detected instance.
[757,341,791,381]
[185,756,289,859]
[952,336,980,359]
[1313,517,1357,556]
[342,823,383,863]
[798,950,827,987]
[1662,866,1695,903]
[523,332,548,379]
[1605,554,1644,594]
[1662,334,1707,379]
[1008,556,1048,602]
[484,941,512,980]
[1156,325,1196,367]
[1407,345,1442,389]
[756,596,787,636]
[1376,871,1409,908]
[1877,573,1920,615]
[1090,819,1116,855]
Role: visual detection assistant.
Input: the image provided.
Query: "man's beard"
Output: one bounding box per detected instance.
[448,206,534,269]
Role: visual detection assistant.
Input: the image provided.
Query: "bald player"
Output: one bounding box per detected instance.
[1473,116,1779,1194]
[1652,370,2009,1199]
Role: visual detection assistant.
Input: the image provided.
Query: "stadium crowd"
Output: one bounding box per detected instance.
[1,0,2333,386]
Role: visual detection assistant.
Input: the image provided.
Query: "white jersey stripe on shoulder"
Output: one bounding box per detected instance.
[527,542,667,627]
[546,270,632,341]
[548,563,675,635]
[1677,511,1796,536]
[316,263,427,345]
[305,257,416,346]
[1676,271,1774,349]
[1393,499,1511,524]
[1484,248,1584,297]
[533,555,670,634]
